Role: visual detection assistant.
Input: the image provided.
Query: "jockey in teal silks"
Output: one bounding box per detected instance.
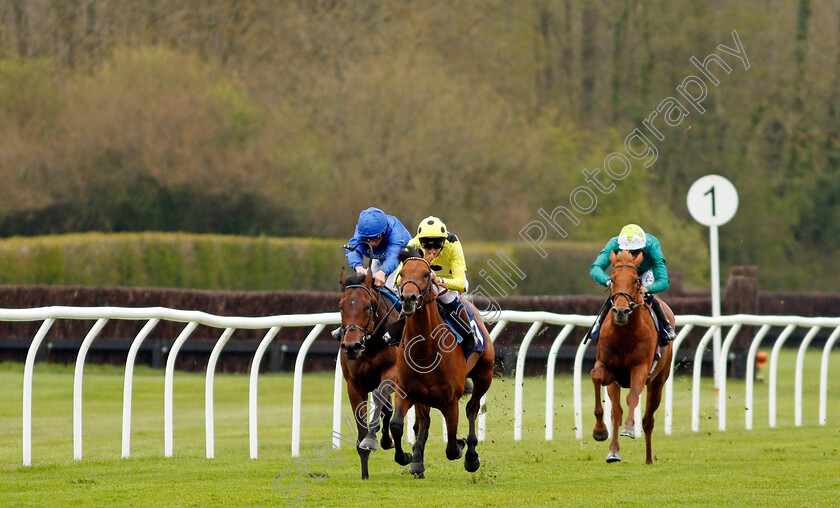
[587,224,677,346]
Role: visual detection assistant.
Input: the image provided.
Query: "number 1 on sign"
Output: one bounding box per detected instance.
[704,186,716,216]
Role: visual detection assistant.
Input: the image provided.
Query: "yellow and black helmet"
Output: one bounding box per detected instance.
[417,216,448,239]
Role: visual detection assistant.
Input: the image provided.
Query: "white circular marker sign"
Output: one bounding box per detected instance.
[687,174,738,226]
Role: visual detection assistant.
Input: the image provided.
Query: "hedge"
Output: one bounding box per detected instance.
[0,233,705,295]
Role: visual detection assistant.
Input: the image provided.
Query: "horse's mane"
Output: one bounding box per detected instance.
[344,271,369,286]
[398,244,424,262]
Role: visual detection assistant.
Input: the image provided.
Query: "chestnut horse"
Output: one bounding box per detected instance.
[338,268,401,479]
[590,250,674,465]
[388,251,495,478]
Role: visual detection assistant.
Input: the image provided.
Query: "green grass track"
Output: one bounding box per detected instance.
[1,349,839,507]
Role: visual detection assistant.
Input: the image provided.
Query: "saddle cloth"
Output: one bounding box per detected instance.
[442,303,487,356]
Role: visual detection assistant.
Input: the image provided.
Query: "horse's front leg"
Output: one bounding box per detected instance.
[443,398,464,461]
[389,391,413,466]
[359,379,395,451]
[590,361,611,442]
[621,366,648,438]
[346,386,372,479]
[409,404,430,479]
[606,382,623,463]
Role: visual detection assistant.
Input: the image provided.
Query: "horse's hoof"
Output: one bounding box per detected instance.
[395,451,411,466]
[619,428,635,439]
[593,428,609,442]
[409,461,425,476]
[606,451,621,463]
[359,437,379,451]
[413,472,425,479]
[380,435,393,450]
[464,456,481,473]
[446,446,463,461]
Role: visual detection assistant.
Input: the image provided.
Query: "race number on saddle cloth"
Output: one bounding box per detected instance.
[392,217,486,356]
[586,224,676,346]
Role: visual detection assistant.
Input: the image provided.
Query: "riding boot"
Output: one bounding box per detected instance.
[438,299,475,356]
[650,296,677,346]
[383,317,405,347]
[585,296,612,344]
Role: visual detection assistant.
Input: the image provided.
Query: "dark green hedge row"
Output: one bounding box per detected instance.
[0,233,624,295]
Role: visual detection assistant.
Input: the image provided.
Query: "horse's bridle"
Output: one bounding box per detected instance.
[609,264,644,312]
[399,257,437,311]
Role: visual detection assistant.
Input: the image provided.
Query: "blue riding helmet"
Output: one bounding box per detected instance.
[357,207,388,238]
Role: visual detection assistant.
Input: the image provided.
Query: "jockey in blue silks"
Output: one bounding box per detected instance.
[332,207,411,341]
[344,207,412,291]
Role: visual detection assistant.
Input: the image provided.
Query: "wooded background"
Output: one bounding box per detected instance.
[0,1,837,292]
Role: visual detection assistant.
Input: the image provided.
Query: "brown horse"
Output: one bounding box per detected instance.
[338,268,401,479]
[388,250,495,478]
[590,250,674,465]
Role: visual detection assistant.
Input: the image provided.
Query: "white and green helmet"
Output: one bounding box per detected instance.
[617,224,647,250]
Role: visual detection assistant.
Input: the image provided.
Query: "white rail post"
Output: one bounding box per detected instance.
[514,321,544,441]
[205,328,235,459]
[745,324,771,430]
[769,324,797,428]
[573,332,591,440]
[291,324,326,457]
[664,324,694,435]
[249,327,281,459]
[545,324,575,441]
[717,324,742,431]
[478,320,508,442]
[794,326,821,426]
[22,319,56,467]
[74,319,109,461]
[164,322,199,458]
[819,327,840,425]
[691,326,719,432]
[122,318,160,458]
[332,351,344,447]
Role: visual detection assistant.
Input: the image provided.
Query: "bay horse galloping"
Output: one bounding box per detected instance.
[338,267,401,479]
[590,250,674,464]
[388,249,495,478]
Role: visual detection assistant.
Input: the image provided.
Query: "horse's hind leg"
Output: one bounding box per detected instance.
[463,356,493,472]
[606,382,623,463]
[389,394,414,467]
[621,366,648,439]
[410,404,430,479]
[590,362,611,441]
[379,395,394,450]
[643,365,669,465]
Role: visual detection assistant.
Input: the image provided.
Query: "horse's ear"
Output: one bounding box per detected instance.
[633,250,644,265]
[365,267,373,285]
[340,267,347,286]
[609,250,618,265]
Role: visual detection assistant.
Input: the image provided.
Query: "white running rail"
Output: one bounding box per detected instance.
[6,307,839,466]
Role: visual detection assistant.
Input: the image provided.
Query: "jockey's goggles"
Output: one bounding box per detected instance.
[420,238,445,250]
